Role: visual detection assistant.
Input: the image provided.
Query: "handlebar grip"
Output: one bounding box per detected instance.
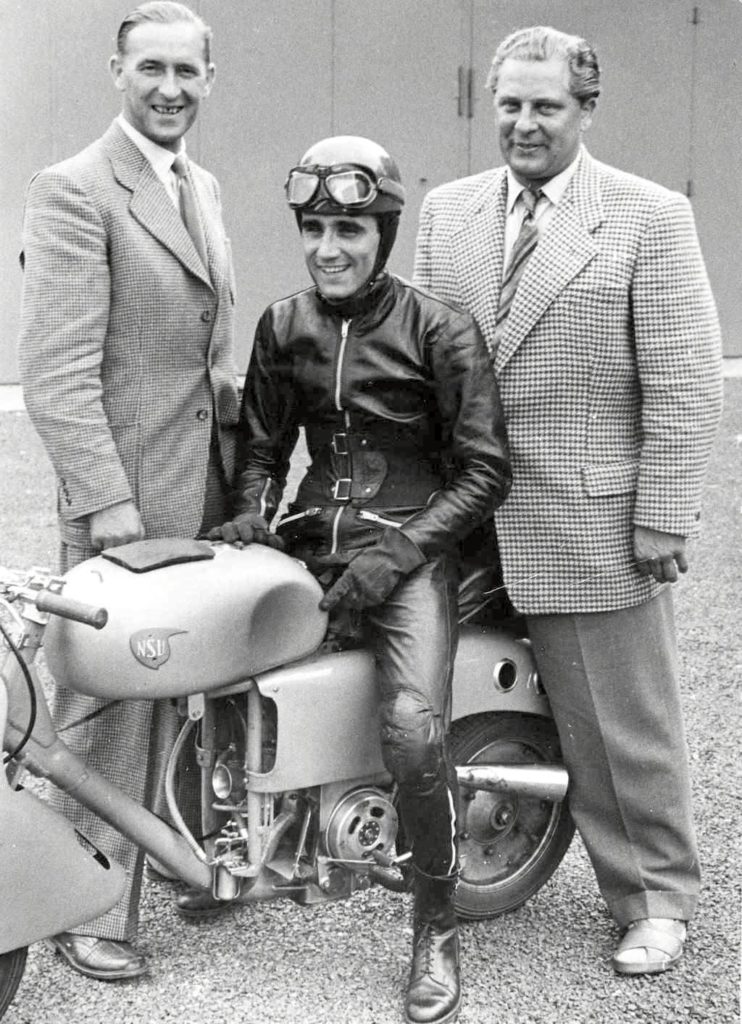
[35,591,108,630]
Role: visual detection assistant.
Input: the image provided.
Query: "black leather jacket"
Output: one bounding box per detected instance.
[234,273,511,564]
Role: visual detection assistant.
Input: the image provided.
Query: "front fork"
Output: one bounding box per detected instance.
[188,684,275,898]
[1,620,212,892]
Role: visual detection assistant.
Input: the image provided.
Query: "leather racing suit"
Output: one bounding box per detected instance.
[233,271,511,877]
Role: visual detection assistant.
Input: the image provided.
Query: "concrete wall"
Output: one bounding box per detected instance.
[1,0,740,384]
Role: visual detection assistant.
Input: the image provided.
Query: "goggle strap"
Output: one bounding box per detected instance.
[377,177,405,203]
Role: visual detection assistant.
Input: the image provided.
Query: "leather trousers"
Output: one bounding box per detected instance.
[363,554,460,878]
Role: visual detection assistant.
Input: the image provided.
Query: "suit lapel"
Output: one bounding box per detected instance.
[190,168,230,294]
[450,170,508,346]
[495,150,604,372]
[104,122,213,289]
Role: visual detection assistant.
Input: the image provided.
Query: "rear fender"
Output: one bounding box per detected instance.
[451,625,551,722]
[0,781,125,953]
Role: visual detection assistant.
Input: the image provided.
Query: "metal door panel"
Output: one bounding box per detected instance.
[333,0,470,279]
[690,1,742,352]
[199,0,333,365]
[468,0,693,192]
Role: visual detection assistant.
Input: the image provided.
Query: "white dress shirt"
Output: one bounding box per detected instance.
[116,114,184,208]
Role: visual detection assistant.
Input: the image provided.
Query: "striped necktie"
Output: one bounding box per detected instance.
[172,154,209,270]
[491,188,542,357]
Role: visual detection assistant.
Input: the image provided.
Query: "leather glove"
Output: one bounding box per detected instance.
[206,512,285,551]
[319,529,426,611]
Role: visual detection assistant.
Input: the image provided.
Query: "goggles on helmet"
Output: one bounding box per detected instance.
[285,163,405,210]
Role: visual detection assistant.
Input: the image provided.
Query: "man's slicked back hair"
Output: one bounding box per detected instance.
[485,25,600,103]
[116,1,213,63]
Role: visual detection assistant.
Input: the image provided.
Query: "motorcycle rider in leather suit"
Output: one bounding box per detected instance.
[208,136,511,1024]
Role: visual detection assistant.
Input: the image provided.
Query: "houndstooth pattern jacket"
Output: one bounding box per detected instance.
[414,148,723,613]
[19,120,240,547]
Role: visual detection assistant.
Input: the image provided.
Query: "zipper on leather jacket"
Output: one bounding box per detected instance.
[256,477,273,519]
[357,510,404,529]
[277,507,322,528]
[330,506,344,555]
[329,319,353,555]
[334,319,351,411]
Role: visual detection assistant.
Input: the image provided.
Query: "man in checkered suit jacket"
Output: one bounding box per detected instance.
[414,26,723,976]
[18,2,239,980]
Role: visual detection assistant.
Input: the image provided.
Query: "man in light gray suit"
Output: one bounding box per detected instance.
[18,1,239,980]
[414,26,723,976]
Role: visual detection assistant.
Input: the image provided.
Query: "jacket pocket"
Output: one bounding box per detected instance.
[582,459,639,497]
[58,514,92,547]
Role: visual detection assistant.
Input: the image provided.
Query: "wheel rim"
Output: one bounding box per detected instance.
[458,735,563,890]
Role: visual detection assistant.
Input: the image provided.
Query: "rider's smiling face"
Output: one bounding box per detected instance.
[300,213,380,301]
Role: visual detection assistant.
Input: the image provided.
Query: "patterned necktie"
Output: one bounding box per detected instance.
[491,188,542,356]
[172,154,209,270]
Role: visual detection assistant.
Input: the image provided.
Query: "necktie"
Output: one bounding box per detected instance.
[491,188,542,356]
[172,154,209,270]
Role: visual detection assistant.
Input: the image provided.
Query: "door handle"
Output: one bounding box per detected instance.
[457,66,474,118]
[457,65,466,117]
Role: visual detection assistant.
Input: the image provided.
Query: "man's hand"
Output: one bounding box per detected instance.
[634,525,688,583]
[319,530,426,612]
[206,512,285,551]
[89,500,145,550]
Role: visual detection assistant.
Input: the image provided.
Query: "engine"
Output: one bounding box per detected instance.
[323,787,399,865]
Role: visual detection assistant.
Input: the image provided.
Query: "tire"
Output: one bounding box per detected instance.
[450,712,574,920]
[0,947,27,1020]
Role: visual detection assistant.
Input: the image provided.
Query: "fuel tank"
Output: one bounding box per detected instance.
[44,539,328,699]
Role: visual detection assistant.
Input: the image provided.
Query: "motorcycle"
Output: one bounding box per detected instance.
[0,537,573,1018]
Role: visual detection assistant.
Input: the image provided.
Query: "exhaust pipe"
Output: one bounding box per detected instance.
[456,763,568,803]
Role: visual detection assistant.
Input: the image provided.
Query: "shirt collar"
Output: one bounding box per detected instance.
[116,113,185,177]
[505,150,582,213]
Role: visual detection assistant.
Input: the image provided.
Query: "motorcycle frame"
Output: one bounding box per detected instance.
[1,612,213,954]
[1,585,567,955]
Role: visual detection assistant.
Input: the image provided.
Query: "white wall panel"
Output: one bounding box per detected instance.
[1,0,738,382]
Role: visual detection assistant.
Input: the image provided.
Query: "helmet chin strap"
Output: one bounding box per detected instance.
[317,270,390,319]
[320,269,380,306]
[315,210,399,312]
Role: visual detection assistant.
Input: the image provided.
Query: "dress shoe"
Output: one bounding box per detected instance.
[48,932,147,980]
[612,917,687,975]
[175,887,235,920]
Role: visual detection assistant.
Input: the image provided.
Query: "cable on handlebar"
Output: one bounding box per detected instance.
[0,618,37,764]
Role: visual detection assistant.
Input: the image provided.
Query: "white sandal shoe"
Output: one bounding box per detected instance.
[611,917,687,975]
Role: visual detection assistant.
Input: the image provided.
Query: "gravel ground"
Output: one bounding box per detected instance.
[1,381,740,1024]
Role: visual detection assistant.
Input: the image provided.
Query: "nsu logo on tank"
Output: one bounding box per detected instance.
[129,628,186,670]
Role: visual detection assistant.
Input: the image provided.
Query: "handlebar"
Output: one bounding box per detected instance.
[35,591,108,630]
[0,566,108,630]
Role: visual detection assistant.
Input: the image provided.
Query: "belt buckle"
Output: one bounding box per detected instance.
[333,478,352,501]
[331,433,349,455]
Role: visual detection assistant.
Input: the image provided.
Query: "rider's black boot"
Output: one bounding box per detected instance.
[404,870,461,1024]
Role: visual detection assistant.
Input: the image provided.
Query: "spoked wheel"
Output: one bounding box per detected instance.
[450,712,574,920]
[0,947,27,1019]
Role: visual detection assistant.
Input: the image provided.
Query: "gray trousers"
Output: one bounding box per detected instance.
[47,450,227,941]
[46,688,195,941]
[527,587,700,927]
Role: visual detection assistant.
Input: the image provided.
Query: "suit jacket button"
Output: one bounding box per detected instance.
[201,309,212,323]
[196,409,209,421]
